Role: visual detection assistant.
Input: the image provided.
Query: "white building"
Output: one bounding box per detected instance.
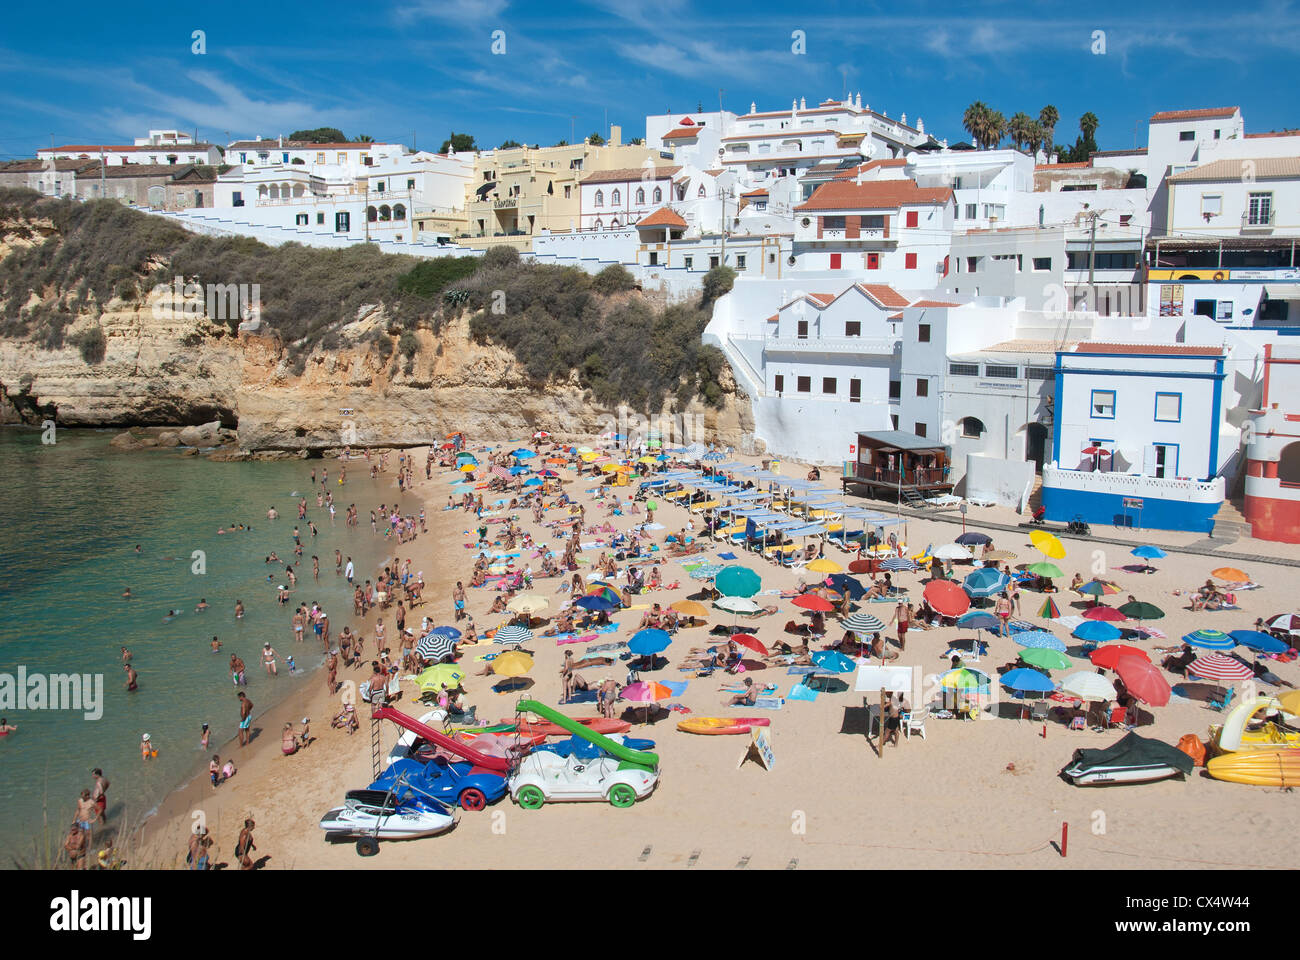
[225,138,406,177]
[579,165,683,232]
[37,140,221,167]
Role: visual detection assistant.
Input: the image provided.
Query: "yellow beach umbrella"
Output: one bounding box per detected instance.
[806,557,843,574]
[491,651,534,677]
[1277,690,1300,716]
[415,664,466,691]
[669,599,710,618]
[1030,529,1066,559]
[637,455,657,464]
[459,463,477,472]
[506,595,550,615]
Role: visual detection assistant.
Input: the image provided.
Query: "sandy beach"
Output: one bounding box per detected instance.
[136,439,1300,871]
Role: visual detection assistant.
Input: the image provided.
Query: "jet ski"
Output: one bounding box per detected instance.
[1061,732,1195,786]
[319,788,455,840]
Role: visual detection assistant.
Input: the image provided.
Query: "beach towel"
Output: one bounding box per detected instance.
[717,552,739,560]
[787,682,819,702]
[562,690,599,704]
[751,697,785,710]
[721,683,778,695]
[786,665,819,676]
[584,641,628,655]
[554,633,598,645]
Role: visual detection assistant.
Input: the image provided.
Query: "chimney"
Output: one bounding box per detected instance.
[900,113,907,126]
[750,102,757,114]
[792,99,798,114]
[610,124,622,147]
[856,93,862,109]
[917,118,925,134]
[800,97,806,110]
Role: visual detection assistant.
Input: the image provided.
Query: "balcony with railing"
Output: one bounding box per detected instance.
[1242,208,1275,233]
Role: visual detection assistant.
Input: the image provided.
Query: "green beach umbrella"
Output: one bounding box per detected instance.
[415,664,466,691]
[1025,561,1064,578]
[1019,647,1072,671]
[1118,600,1164,622]
[715,565,761,598]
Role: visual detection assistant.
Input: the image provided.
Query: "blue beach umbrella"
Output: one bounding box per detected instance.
[955,532,992,546]
[574,595,617,612]
[512,449,536,459]
[702,450,725,461]
[1228,629,1290,654]
[825,573,866,600]
[811,650,856,674]
[1000,667,1057,694]
[1013,630,1068,652]
[524,478,543,486]
[957,611,1002,631]
[1131,545,1166,559]
[628,628,672,656]
[879,556,916,572]
[429,625,462,639]
[1182,629,1236,651]
[1072,620,1123,643]
[963,567,1011,599]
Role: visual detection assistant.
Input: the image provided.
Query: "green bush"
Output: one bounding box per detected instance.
[395,256,480,299]
[701,265,737,306]
[398,331,418,358]
[72,324,107,364]
[482,245,519,270]
[592,264,636,295]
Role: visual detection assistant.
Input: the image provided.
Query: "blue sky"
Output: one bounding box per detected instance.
[1,0,1298,159]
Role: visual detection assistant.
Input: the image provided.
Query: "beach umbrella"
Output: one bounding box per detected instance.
[1182,628,1235,651]
[729,633,768,657]
[811,650,856,674]
[538,469,560,478]
[1118,600,1164,622]
[963,567,1011,599]
[459,464,477,472]
[508,465,530,475]
[984,549,1018,561]
[523,478,543,487]
[1061,671,1116,702]
[1083,605,1127,623]
[1278,690,1300,715]
[506,595,550,616]
[415,664,466,691]
[1001,668,1056,694]
[879,556,917,572]
[714,596,760,615]
[1090,644,1149,670]
[637,455,657,464]
[688,563,724,581]
[1228,630,1290,654]
[940,668,992,691]
[702,450,726,462]
[956,532,992,546]
[670,599,710,618]
[428,625,462,639]
[1019,648,1073,671]
[806,557,842,574]
[1024,561,1064,578]
[715,565,762,598]
[841,611,886,634]
[793,594,835,612]
[1265,613,1300,632]
[1211,566,1250,584]
[1115,655,1171,707]
[1037,596,1061,619]
[512,449,536,459]
[825,574,866,600]
[923,580,971,617]
[957,611,1002,635]
[416,630,459,662]
[1078,579,1121,598]
[933,543,972,561]
[621,680,672,723]
[628,628,673,657]
[493,625,534,647]
[1188,653,1254,683]
[492,651,534,677]
[1030,529,1066,559]
[1014,630,1068,652]
[585,585,622,605]
[1131,545,1166,559]
[574,595,618,613]
[1072,620,1122,643]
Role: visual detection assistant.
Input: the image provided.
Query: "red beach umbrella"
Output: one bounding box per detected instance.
[1083,605,1128,622]
[729,633,768,657]
[792,595,835,612]
[1115,654,1171,707]
[1089,644,1149,670]
[923,580,971,618]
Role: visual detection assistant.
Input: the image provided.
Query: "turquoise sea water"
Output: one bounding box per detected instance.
[0,429,416,860]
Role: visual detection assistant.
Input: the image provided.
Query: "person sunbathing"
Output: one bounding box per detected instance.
[722,677,758,706]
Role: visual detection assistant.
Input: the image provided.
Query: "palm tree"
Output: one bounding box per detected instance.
[1008,112,1034,152]
[1025,121,1045,157]
[963,102,990,149]
[1038,105,1059,154]
[1079,112,1100,143]
[985,110,1007,149]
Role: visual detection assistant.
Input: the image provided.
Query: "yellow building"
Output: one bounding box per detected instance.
[457,126,667,251]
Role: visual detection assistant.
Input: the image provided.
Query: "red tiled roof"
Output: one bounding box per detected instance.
[854,283,910,308]
[1036,162,1090,170]
[636,207,687,228]
[663,128,699,140]
[1246,130,1300,139]
[795,179,952,212]
[678,117,696,125]
[740,188,769,197]
[887,312,904,320]
[831,158,910,180]
[40,143,216,153]
[809,293,835,305]
[765,314,778,323]
[582,165,682,184]
[1073,342,1224,357]
[1149,107,1238,122]
[910,300,960,308]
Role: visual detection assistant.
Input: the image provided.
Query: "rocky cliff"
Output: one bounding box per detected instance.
[0,269,756,453]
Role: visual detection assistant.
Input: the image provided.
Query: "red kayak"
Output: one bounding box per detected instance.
[498,717,632,737]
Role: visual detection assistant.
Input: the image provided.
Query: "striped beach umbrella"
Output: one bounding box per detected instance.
[841,611,886,634]
[416,630,458,662]
[1188,653,1254,683]
[493,625,534,647]
[1182,628,1235,651]
[1037,596,1061,619]
[879,556,916,572]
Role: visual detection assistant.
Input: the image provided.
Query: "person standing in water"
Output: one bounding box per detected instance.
[91,769,110,824]
[200,723,210,750]
[234,599,245,619]
[237,692,253,746]
[262,643,278,677]
[123,663,138,692]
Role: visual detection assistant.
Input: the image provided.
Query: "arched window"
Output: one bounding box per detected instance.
[292,183,305,197]
[393,204,406,221]
[594,190,604,207]
[698,184,706,198]
[268,183,280,199]
[258,184,269,198]
[611,189,621,205]
[960,417,986,439]
[378,204,391,221]
[594,219,603,231]
[652,187,662,203]
[636,187,645,204]
[367,205,378,222]
[611,219,621,229]
[281,182,291,197]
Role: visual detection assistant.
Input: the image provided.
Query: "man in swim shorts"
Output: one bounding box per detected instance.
[237,692,253,746]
